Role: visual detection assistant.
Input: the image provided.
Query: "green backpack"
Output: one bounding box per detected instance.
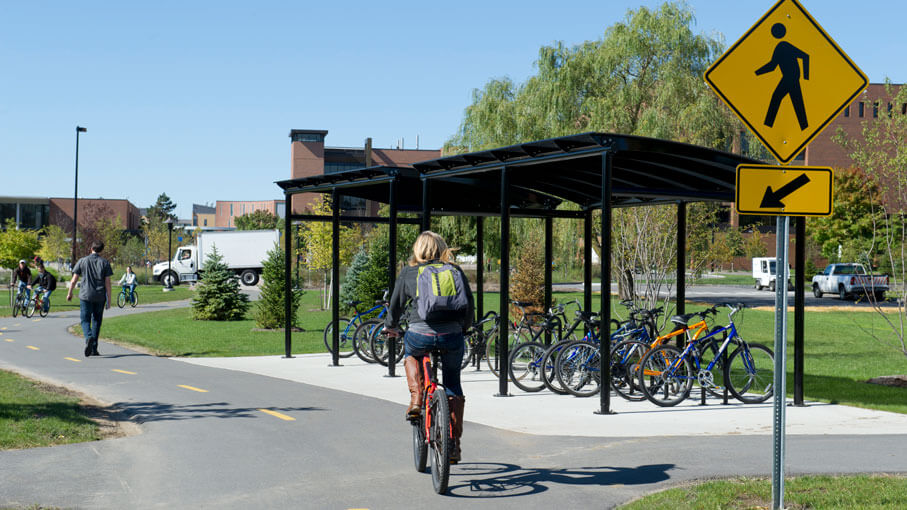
[415,262,468,321]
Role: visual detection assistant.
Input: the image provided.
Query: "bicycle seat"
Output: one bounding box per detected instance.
[670,313,697,326]
[512,300,535,307]
[346,300,361,307]
[575,310,597,321]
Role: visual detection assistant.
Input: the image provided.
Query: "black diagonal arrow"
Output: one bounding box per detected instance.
[760,173,811,208]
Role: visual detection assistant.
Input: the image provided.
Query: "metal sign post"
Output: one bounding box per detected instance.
[772,216,790,510]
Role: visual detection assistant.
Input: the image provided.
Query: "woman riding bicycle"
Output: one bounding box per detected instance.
[117,266,138,303]
[385,231,474,464]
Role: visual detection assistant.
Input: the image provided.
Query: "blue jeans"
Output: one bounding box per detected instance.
[34,286,51,312]
[17,281,30,301]
[403,330,465,397]
[124,284,136,302]
[80,300,106,342]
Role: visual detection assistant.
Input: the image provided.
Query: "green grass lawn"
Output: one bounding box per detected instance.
[92,290,907,413]
[0,369,100,450]
[620,475,907,509]
[1,286,195,317]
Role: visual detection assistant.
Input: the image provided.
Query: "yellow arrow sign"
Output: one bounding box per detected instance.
[736,164,833,216]
[705,0,868,164]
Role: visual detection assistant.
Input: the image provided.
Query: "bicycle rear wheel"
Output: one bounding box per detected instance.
[639,345,693,407]
[117,292,126,308]
[556,341,601,397]
[725,342,774,403]
[39,297,49,318]
[412,414,427,473]
[610,339,647,401]
[323,318,355,358]
[460,335,475,370]
[429,390,450,494]
[353,319,380,363]
[508,342,547,393]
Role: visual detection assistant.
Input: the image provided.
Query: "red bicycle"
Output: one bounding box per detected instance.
[411,349,452,494]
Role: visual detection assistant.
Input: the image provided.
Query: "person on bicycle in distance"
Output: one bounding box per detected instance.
[118,266,137,303]
[385,231,474,464]
[27,262,56,313]
[12,259,32,302]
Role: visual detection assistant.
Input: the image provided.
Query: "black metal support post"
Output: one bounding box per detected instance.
[284,193,294,358]
[421,179,431,232]
[331,190,341,367]
[676,202,687,315]
[476,216,484,321]
[794,216,805,406]
[72,126,86,267]
[386,178,399,377]
[596,151,615,415]
[544,216,553,345]
[583,209,593,317]
[497,167,511,397]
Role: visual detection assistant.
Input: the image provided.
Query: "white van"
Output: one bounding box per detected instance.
[752,257,793,291]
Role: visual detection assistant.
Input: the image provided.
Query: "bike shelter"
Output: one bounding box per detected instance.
[276,132,809,414]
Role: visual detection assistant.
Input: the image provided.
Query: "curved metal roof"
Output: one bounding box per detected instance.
[276,132,762,214]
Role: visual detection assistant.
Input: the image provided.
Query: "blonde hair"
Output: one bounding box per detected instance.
[408,231,454,266]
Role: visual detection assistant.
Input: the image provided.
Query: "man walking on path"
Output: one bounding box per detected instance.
[66,241,113,357]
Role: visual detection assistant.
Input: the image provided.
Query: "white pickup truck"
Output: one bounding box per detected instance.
[811,263,889,301]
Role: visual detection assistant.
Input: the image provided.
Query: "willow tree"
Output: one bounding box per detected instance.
[445,2,745,312]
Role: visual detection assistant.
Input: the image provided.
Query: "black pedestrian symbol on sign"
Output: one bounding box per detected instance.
[755,23,810,130]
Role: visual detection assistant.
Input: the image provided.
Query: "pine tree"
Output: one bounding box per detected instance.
[192,246,250,321]
[254,245,303,329]
[339,247,369,312]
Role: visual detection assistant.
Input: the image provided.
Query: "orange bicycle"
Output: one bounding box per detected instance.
[411,348,453,494]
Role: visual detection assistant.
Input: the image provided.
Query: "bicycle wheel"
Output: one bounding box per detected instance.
[556,341,601,397]
[24,298,36,318]
[694,336,736,398]
[460,335,475,370]
[370,327,404,367]
[412,414,427,473]
[429,390,450,494]
[39,297,49,318]
[725,342,774,404]
[323,318,355,358]
[117,292,126,308]
[610,339,648,401]
[639,345,693,407]
[539,342,569,395]
[12,296,20,318]
[353,319,380,363]
[508,342,547,393]
[130,290,139,308]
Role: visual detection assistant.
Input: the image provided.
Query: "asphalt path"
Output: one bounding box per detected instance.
[0,292,906,509]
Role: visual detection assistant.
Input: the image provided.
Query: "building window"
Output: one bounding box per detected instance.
[888,102,893,116]
[843,105,850,117]
[204,219,208,226]
[859,102,864,117]
[873,102,879,118]
[902,103,907,115]
[230,204,233,216]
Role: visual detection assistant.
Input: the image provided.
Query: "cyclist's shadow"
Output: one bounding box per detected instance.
[446,462,674,498]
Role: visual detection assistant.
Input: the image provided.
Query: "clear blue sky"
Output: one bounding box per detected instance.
[2,1,903,219]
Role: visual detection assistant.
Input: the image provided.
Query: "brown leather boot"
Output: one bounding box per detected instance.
[404,356,423,421]
[448,395,465,464]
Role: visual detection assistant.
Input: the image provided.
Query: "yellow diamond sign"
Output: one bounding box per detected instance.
[705,0,868,164]
[736,164,833,216]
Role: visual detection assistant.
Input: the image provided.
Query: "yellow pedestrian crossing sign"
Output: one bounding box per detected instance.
[705,0,868,164]
[736,164,833,216]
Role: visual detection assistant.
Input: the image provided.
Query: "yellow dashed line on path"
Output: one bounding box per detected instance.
[259,409,296,421]
[4,338,12,342]
[112,369,137,375]
[32,319,41,322]
[178,385,208,393]
[64,357,82,362]
[13,324,20,327]
[26,345,39,350]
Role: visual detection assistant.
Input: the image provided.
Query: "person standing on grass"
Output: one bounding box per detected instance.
[66,241,113,357]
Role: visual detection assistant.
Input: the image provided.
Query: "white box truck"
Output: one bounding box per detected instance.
[152,229,279,287]
[752,257,793,291]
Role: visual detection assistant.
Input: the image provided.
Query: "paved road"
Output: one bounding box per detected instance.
[0,300,905,509]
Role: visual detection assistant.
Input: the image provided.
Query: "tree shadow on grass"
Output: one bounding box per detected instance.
[115,401,325,423]
[445,462,675,498]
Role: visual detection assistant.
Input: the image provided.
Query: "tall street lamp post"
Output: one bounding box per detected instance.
[164,217,174,291]
[72,126,87,269]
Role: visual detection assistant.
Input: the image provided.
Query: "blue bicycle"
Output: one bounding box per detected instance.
[323,291,388,360]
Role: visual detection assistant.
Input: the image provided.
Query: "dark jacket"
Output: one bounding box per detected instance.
[13,266,31,284]
[30,271,56,291]
[385,261,474,333]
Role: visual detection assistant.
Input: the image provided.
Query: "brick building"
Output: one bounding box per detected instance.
[288,129,440,213]
[215,199,285,228]
[48,198,142,235]
[192,203,216,227]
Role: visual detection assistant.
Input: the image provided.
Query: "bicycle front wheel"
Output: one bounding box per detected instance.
[725,342,774,404]
[429,390,450,494]
[12,297,20,318]
[24,298,36,318]
[353,319,380,363]
[639,345,693,407]
[540,342,570,395]
[323,318,355,358]
[508,342,547,393]
[117,292,126,308]
[370,327,404,367]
